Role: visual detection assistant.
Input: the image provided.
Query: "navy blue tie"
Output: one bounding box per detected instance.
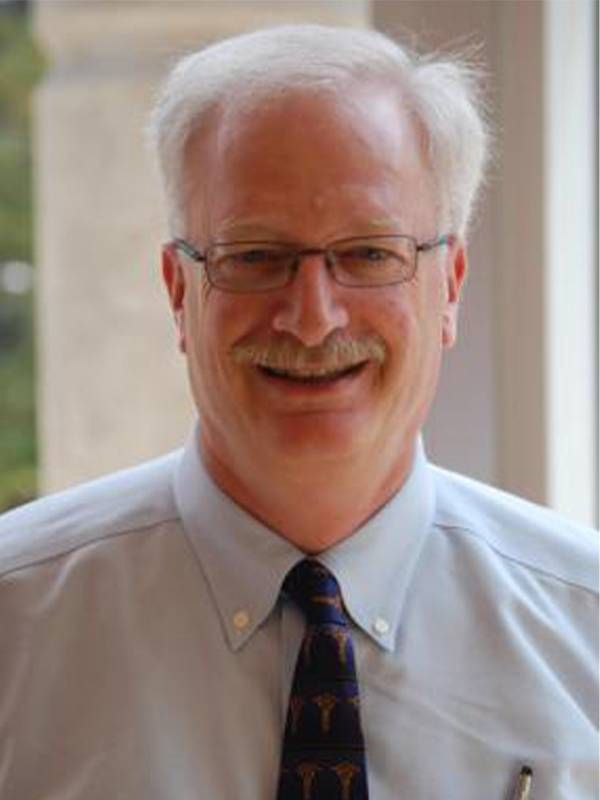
[276,559,369,800]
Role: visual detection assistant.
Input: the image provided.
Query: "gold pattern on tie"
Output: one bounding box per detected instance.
[290,696,306,734]
[348,695,361,712]
[313,693,338,733]
[303,624,349,667]
[333,762,361,800]
[297,762,321,800]
[276,559,370,799]
[329,626,349,665]
[313,593,343,611]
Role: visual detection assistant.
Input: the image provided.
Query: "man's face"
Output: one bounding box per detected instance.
[163,83,466,482]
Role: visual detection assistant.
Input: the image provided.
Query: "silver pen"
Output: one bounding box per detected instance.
[512,765,533,800]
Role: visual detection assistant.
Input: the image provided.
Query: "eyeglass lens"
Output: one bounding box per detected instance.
[207,237,417,291]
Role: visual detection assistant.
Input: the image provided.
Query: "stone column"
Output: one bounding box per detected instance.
[34,0,369,492]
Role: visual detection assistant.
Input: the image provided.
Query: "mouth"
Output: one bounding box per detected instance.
[257,361,368,385]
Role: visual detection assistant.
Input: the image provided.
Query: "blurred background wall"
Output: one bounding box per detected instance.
[0,0,597,526]
[0,0,42,509]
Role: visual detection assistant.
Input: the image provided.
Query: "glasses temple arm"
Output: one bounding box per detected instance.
[173,238,206,262]
[417,234,456,253]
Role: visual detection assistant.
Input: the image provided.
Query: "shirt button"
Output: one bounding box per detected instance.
[233,610,250,630]
[373,617,390,636]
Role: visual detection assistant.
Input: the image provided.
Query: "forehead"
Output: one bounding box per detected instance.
[183,83,436,238]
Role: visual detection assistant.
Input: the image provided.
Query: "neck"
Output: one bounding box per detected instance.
[200,434,416,554]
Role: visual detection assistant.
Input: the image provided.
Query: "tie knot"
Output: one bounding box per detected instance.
[284,559,345,624]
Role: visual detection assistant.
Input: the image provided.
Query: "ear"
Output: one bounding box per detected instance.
[441,242,468,349]
[161,243,187,354]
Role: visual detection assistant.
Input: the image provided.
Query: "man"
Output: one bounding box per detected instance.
[0,24,597,800]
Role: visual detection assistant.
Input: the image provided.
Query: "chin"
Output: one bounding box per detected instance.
[262,411,373,465]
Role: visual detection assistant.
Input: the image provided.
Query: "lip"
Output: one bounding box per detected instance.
[254,361,371,399]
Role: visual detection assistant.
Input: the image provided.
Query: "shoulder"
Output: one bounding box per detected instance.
[0,450,182,579]
[430,464,598,594]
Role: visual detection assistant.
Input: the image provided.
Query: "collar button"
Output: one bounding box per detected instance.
[233,610,250,630]
[373,617,389,636]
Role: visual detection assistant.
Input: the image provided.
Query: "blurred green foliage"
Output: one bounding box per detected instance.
[0,6,45,511]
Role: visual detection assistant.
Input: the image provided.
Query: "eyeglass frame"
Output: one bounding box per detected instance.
[171,233,455,293]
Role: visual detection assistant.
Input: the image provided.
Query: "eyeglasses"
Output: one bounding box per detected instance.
[172,234,454,293]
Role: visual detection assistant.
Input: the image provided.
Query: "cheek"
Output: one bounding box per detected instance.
[373,281,445,367]
[372,291,420,355]
[186,290,261,383]
[182,285,221,386]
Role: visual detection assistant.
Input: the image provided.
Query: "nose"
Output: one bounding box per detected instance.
[271,254,350,346]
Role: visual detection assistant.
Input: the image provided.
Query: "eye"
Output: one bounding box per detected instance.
[237,249,269,263]
[351,246,391,261]
[338,245,397,264]
[234,248,288,265]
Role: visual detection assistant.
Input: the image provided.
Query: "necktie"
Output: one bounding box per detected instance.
[276,559,369,800]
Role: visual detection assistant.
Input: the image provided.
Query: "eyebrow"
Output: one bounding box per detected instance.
[216,217,405,241]
[216,221,289,241]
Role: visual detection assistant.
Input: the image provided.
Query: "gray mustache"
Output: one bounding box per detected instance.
[231,335,387,371]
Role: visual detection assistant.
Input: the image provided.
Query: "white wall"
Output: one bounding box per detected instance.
[543,0,597,525]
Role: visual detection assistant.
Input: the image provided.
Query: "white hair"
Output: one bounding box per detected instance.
[148,24,490,239]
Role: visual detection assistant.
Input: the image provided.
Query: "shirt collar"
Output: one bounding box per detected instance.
[174,421,435,653]
[317,440,435,651]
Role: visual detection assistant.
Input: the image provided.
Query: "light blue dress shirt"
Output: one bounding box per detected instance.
[0,424,597,799]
